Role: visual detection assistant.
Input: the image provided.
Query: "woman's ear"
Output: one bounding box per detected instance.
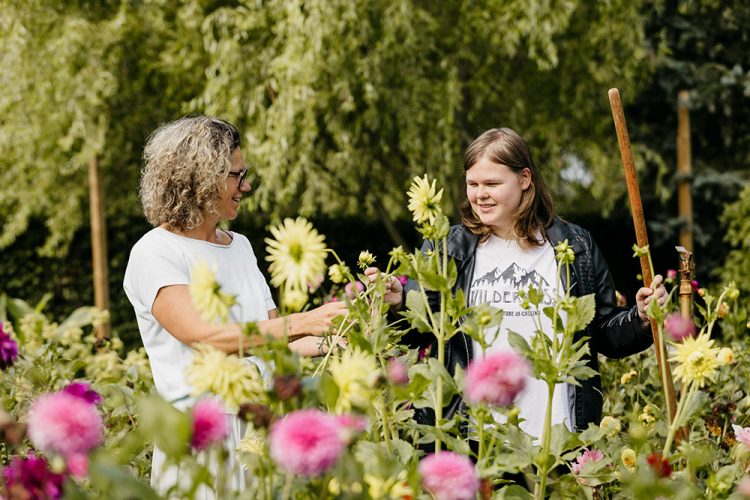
[520,168,532,190]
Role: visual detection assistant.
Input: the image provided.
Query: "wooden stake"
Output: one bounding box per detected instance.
[677,91,694,252]
[608,88,678,426]
[88,156,110,339]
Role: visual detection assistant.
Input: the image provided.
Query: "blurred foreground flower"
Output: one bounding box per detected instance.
[407,174,444,224]
[266,217,327,294]
[189,260,236,323]
[282,286,308,312]
[328,263,350,284]
[571,448,604,474]
[733,425,750,449]
[0,322,19,369]
[28,391,104,458]
[2,454,65,499]
[334,414,368,445]
[620,370,638,384]
[191,399,229,451]
[269,409,343,476]
[387,357,409,385]
[646,453,671,478]
[670,334,720,388]
[418,451,478,500]
[600,416,621,437]
[464,351,528,407]
[329,348,378,413]
[664,313,696,342]
[717,347,735,365]
[186,344,265,411]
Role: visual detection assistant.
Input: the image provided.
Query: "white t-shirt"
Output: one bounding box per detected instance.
[123,227,276,409]
[468,235,572,438]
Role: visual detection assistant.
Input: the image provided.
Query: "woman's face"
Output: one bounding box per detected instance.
[466,156,531,237]
[217,148,251,221]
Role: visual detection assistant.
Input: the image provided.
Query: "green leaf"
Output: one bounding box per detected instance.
[566,293,596,333]
[507,331,531,357]
[137,396,191,460]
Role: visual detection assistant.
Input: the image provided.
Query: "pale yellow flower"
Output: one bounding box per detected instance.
[329,348,379,413]
[189,260,236,323]
[357,250,376,269]
[717,347,735,365]
[265,217,327,293]
[186,344,265,411]
[407,174,443,224]
[600,416,622,437]
[621,448,636,470]
[328,263,350,284]
[620,370,638,385]
[365,471,413,498]
[282,287,308,312]
[236,428,266,455]
[670,334,720,388]
[639,405,656,426]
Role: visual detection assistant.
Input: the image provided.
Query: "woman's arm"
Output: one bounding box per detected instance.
[152,285,347,354]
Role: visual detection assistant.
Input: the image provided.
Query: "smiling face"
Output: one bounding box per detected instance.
[216,148,251,221]
[466,156,531,238]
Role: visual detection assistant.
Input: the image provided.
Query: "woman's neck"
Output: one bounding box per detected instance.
[161,220,227,244]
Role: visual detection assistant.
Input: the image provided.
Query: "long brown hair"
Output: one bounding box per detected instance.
[460,128,554,245]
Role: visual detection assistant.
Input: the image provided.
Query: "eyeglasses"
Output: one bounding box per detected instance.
[227,166,249,187]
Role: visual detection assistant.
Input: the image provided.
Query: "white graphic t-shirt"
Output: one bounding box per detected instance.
[468,234,572,438]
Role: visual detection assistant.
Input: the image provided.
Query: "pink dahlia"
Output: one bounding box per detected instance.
[464,351,528,406]
[269,409,343,476]
[571,448,605,474]
[387,357,409,385]
[666,269,677,280]
[27,391,104,457]
[66,453,89,479]
[62,382,102,405]
[190,399,229,451]
[3,454,65,499]
[418,452,478,500]
[334,414,368,444]
[664,313,696,342]
[0,322,19,370]
[734,425,750,449]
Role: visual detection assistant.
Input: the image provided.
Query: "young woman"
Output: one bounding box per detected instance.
[123,116,346,496]
[371,127,665,437]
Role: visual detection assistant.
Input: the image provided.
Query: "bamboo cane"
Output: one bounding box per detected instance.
[608,88,678,426]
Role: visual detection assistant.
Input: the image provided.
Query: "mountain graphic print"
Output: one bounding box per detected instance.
[469,263,556,309]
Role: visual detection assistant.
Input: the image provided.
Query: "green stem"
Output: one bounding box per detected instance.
[534,383,556,500]
[663,382,695,455]
[656,324,673,428]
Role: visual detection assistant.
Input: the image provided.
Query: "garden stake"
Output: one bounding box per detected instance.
[608,88,679,429]
[676,246,694,319]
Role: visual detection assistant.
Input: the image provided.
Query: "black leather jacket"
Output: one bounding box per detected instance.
[404,218,653,431]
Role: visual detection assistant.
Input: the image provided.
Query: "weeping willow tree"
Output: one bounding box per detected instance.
[0,0,651,253]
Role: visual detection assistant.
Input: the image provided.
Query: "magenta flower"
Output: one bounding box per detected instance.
[691,280,700,292]
[666,269,677,280]
[27,391,104,458]
[464,351,528,406]
[269,409,344,476]
[334,414,368,444]
[387,357,409,385]
[418,452,478,500]
[190,399,229,451]
[664,313,696,342]
[397,275,408,287]
[62,382,102,405]
[3,454,65,499]
[734,425,750,449]
[0,322,19,370]
[572,448,605,474]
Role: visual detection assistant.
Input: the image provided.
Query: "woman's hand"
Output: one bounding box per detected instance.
[292,301,348,337]
[363,267,403,309]
[635,274,666,325]
[289,335,348,357]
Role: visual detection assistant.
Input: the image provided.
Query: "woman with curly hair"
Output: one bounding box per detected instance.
[123,116,346,497]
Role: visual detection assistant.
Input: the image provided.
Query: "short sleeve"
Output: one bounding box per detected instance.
[123,235,191,314]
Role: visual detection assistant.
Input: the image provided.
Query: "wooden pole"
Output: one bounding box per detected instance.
[677,90,694,252]
[608,88,678,426]
[88,156,110,339]
[676,246,693,320]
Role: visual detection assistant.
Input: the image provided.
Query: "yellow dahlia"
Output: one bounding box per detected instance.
[407,174,443,224]
[189,260,236,323]
[717,347,735,365]
[186,344,266,411]
[670,334,720,388]
[600,416,622,437]
[265,217,327,293]
[328,348,378,413]
[282,286,308,313]
[357,250,375,270]
[328,263,350,284]
[620,370,638,385]
[621,448,636,471]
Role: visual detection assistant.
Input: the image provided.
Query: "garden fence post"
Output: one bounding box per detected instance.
[88,155,110,339]
[677,90,694,252]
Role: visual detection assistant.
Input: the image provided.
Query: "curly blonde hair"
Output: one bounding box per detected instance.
[140,116,241,230]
